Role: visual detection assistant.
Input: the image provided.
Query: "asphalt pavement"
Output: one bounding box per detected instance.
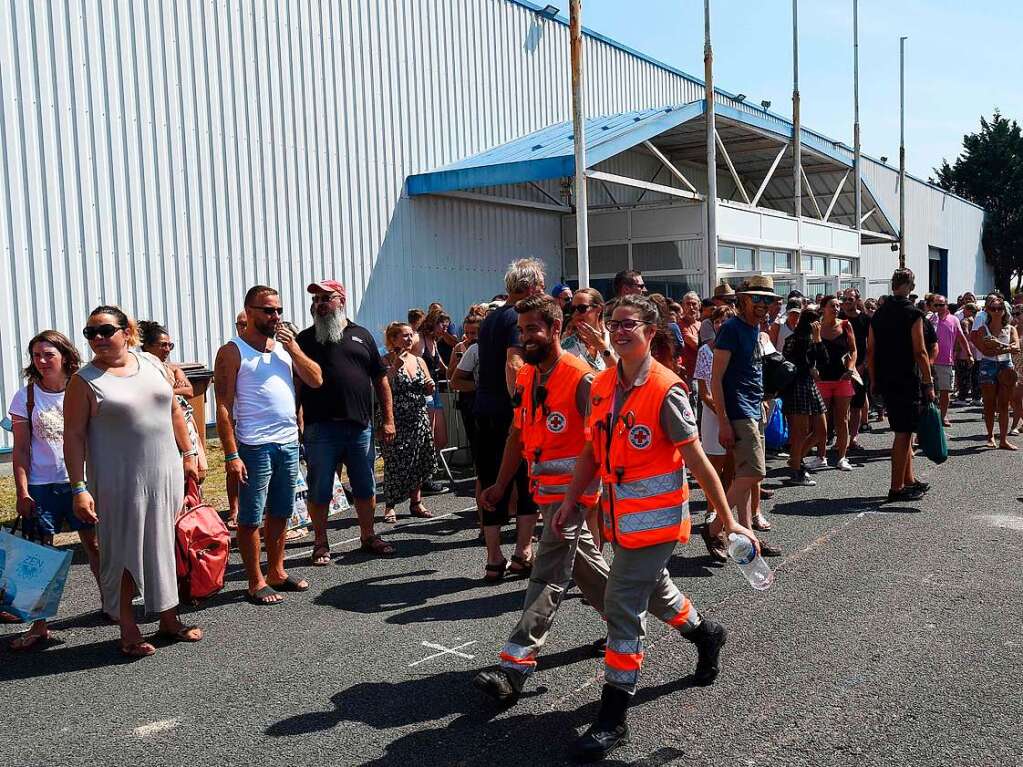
[2,402,1022,767]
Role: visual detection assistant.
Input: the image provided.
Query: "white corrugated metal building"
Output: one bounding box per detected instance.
[0,0,989,441]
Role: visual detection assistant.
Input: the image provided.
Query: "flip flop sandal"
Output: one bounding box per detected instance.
[285,527,309,542]
[225,518,239,531]
[508,554,533,576]
[10,631,58,652]
[360,535,396,556]
[484,560,507,583]
[382,509,398,524]
[268,575,309,593]
[246,585,284,606]
[119,639,157,658]
[310,544,333,566]
[155,625,203,643]
[410,501,433,519]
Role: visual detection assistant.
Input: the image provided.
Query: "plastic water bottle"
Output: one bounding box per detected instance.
[728,533,774,591]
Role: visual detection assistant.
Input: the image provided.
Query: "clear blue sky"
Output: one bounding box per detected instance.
[543,0,1023,179]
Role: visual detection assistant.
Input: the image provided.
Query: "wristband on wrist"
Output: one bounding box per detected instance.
[71,484,89,496]
[71,481,87,490]
[182,449,198,459]
[224,452,240,462]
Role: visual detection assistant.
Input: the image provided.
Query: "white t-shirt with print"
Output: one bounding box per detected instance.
[8,384,69,485]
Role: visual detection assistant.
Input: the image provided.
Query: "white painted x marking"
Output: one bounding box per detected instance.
[408,640,477,667]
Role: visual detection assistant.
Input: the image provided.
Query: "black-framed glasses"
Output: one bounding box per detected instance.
[249,306,284,316]
[933,303,947,308]
[571,303,595,314]
[607,319,650,332]
[156,341,175,350]
[749,294,774,305]
[82,324,124,340]
[631,283,648,293]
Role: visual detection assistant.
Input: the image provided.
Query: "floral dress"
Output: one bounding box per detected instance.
[380,363,437,507]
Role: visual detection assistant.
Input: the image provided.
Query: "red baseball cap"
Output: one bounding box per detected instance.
[307,280,346,301]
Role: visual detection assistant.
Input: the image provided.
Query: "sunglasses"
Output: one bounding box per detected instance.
[83,324,124,340]
[249,306,284,316]
[933,303,947,307]
[571,303,595,314]
[989,305,1006,312]
[748,294,774,305]
[156,341,175,350]
[311,293,342,304]
[607,319,650,332]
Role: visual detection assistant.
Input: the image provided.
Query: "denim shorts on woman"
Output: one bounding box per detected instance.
[237,441,300,527]
[978,358,1014,386]
[303,421,376,504]
[25,482,93,538]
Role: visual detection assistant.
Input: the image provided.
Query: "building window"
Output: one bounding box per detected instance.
[761,249,792,273]
[718,244,754,270]
[718,245,735,268]
[807,255,827,275]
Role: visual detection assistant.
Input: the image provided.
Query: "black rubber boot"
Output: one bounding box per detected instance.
[472,667,526,705]
[685,618,727,686]
[572,684,631,762]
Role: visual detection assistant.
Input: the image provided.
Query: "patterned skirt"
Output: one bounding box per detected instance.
[782,375,825,415]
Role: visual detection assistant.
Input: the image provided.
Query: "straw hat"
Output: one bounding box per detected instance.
[737,275,781,298]
[712,282,736,299]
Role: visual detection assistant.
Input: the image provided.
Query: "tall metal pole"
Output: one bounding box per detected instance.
[792,0,801,222]
[704,0,718,294]
[899,36,907,269]
[570,0,589,288]
[853,0,862,258]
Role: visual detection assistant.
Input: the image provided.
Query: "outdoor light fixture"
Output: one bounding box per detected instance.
[537,4,559,19]
[760,99,771,110]
[735,94,747,102]
[880,155,888,164]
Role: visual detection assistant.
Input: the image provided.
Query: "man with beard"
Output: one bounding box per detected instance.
[297,280,396,562]
[214,285,323,605]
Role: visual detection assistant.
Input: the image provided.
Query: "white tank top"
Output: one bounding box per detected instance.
[230,336,298,445]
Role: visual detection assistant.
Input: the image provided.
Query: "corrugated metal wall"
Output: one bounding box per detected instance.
[0,0,986,444]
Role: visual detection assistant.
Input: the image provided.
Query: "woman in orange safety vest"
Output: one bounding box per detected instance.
[553,293,760,762]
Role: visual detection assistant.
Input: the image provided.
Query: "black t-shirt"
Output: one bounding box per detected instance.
[870,296,923,393]
[473,304,522,418]
[847,313,870,367]
[296,323,386,427]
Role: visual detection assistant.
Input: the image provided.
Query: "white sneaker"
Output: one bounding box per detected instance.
[836,458,853,471]
[803,456,829,471]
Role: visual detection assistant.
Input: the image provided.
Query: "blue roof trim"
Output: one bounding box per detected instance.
[505,0,983,213]
[406,101,705,196]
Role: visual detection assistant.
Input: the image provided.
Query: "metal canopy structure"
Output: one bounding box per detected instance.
[405,99,899,244]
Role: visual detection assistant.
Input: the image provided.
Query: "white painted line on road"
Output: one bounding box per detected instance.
[132,718,180,737]
[408,640,477,667]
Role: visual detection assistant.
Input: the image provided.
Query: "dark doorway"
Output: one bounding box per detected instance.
[928,246,948,296]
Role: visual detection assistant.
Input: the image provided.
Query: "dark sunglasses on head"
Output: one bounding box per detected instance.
[82,324,124,340]
[571,303,595,314]
[249,305,284,316]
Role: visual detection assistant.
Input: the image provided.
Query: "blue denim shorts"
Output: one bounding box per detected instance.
[303,421,376,503]
[978,358,1014,386]
[237,441,300,527]
[426,392,444,411]
[25,482,93,538]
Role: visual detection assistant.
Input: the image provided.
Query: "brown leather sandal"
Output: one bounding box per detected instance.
[484,559,507,583]
[508,553,533,576]
[410,501,433,519]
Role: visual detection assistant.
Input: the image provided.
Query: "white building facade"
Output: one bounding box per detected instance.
[0,0,989,441]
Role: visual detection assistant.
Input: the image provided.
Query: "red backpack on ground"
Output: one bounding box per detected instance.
[175,479,230,603]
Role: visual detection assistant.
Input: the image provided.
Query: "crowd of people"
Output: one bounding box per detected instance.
[3,257,1021,759]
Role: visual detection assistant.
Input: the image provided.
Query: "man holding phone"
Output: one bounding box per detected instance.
[214,285,323,606]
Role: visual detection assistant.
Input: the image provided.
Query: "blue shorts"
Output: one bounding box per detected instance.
[25,482,93,538]
[426,392,443,411]
[979,358,1014,386]
[237,441,300,527]
[303,421,376,504]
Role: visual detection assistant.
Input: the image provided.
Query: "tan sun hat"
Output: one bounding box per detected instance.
[737,275,781,299]
[713,282,736,299]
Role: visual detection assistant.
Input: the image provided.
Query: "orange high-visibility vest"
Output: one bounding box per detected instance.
[514,353,599,506]
[585,359,692,549]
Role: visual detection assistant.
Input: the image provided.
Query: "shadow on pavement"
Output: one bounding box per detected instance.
[770,495,909,517]
[314,569,526,624]
[265,665,700,766]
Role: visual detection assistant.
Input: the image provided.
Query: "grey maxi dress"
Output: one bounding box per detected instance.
[76,351,183,615]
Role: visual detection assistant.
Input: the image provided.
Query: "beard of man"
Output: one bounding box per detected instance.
[523,336,552,365]
[314,306,347,345]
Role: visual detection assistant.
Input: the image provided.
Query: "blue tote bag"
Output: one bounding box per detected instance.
[0,521,73,622]
[765,399,789,450]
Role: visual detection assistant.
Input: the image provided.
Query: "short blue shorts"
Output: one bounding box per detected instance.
[979,358,1014,386]
[25,482,94,538]
[237,441,300,527]
[303,421,376,504]
[427,392,444,411]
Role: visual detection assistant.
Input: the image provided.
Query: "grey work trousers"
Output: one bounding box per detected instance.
[498,505,699,693]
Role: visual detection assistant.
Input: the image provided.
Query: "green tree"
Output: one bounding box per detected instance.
[934,111,1023,296]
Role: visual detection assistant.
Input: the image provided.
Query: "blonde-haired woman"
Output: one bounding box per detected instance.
[380,322,438,523]
[64,305,202,657]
